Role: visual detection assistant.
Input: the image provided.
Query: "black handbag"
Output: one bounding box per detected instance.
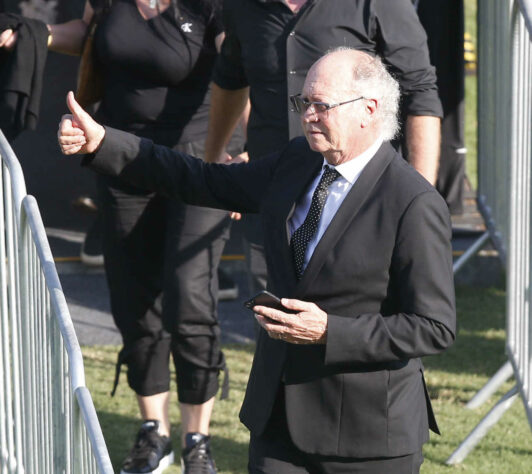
[75,0,111,108]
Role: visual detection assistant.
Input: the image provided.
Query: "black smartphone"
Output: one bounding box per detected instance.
[243,290,296,313]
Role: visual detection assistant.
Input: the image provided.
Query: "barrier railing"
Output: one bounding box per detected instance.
[0,130,113,473]
[507,0,532,430]
[447,0,532,463]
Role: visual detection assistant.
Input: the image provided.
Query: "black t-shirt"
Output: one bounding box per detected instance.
[214,0,442,160]
[91,0,222,146]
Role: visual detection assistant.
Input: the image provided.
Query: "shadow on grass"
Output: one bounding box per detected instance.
[423,437,532,466]
[453,285,506,333]
[96,411,144,470]
[422,285,507,377]
[424,331,506,377]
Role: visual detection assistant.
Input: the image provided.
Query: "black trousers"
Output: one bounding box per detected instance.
[249,389,424,474]
[417,0,466,215]
[99,140,230,404]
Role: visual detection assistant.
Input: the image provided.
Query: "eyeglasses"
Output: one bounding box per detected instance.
[289,94,365,114]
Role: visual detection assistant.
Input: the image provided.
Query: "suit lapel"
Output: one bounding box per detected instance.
[295,143,395,296]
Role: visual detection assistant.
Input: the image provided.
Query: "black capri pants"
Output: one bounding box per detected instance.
[99,139,230,404]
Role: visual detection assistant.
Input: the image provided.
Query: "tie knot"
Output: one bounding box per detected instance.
[318,166,340,190]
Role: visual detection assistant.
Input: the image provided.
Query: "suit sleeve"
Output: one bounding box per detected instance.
[325,190,455,365]
[373,0,443,118]
[86,126,276,213]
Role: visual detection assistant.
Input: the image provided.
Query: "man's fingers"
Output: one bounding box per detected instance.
[233,151,249,164]
[4,31,17,50]
[230,211,242,220]
[0,29,16,50]
[255,314,284,330]
[254,305,289,324]
[281,298,313,312]
[59,115,84,135]
[58,113,88,155]
[60,144,84,155]
[58,135,86,146]
[216,151,233,164]
[0,29,10,46]
[66,91,92,128]
[61,93,106,154]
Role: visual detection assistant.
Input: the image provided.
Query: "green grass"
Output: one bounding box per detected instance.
[83,286,532,473]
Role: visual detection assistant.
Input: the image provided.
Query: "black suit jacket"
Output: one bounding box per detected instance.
[90,128,456,458]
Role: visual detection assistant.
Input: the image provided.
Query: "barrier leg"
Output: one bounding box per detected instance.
[466,360,514,409]
[446,385,519,465]
[453,230,491,275]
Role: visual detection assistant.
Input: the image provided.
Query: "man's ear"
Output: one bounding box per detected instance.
[361,98,378,128]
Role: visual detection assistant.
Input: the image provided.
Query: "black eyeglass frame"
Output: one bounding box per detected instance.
[289,94,365,114]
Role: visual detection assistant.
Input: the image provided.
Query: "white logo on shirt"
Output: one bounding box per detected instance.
[181,22,193,33]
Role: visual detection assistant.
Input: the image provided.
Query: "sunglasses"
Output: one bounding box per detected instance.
[289,94,365,114]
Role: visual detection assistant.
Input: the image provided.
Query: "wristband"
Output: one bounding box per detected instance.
[46,25,52,47]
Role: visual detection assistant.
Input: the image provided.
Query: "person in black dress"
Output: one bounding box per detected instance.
[0,1,243,473]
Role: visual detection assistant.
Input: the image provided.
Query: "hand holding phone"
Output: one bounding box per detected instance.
[243,290,297,314]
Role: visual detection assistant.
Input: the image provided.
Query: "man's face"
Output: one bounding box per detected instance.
[300,57,369,165]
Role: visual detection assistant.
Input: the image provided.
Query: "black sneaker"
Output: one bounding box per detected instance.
[181,433,217,474]
[120,420,174,474]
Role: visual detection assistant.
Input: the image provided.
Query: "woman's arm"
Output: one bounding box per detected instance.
[0,1,94,55]
[47,1,94,55]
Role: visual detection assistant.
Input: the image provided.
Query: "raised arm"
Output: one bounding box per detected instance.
[58,92,274,213]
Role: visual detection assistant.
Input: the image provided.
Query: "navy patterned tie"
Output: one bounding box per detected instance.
[290,166,340,278]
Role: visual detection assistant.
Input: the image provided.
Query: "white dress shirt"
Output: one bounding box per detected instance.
[288,137,383,273]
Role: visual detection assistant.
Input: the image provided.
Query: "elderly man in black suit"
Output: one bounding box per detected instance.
[59,48,456,474]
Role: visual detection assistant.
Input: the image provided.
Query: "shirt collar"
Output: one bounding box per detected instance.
[324,137,384,184]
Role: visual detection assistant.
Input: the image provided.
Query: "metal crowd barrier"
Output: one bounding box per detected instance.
[447,0,532,464]
[0,130,113,473]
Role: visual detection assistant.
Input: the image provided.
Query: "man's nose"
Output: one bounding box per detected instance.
[303,105,318,122]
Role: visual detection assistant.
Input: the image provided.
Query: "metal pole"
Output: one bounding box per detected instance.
[446,385,519,465]
[452,231,491,275]
[466,361,514,409]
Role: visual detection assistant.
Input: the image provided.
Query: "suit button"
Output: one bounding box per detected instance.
[289,31,295,37]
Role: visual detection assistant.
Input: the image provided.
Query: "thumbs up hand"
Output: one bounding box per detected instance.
[58,91,106,155]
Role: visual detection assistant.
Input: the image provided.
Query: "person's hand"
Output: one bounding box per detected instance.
[219,151,249,220]
[254,298,328,344]
[214,151,232,164]
[232,151,249,164]
[58,91,106,155]
[0,29,18,51]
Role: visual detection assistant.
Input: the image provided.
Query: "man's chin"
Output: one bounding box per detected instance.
[306,135,327,153]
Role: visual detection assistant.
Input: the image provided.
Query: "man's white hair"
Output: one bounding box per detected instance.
[328,47,400,141]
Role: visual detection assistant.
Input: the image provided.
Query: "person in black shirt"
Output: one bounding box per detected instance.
[1,1,242,473]
[203,0,443,291]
